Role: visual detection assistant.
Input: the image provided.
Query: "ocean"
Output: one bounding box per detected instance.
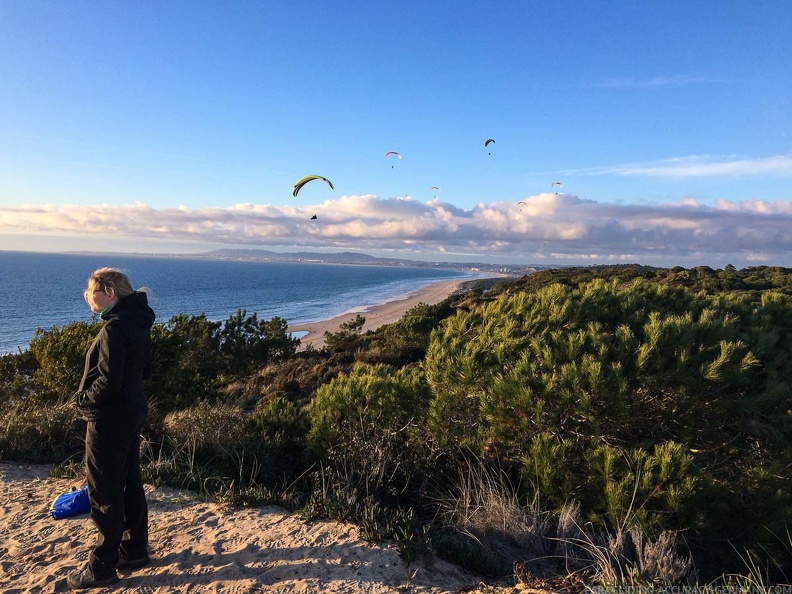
[0,251,474,355]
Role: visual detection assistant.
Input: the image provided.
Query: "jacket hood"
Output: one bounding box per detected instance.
[101,291,156,329]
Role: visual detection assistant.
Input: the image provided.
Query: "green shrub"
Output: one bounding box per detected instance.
[363,301,452,365]
[147,314,224,413]
[155,398,311,495]
[323,314,367,353]
[160,401,259,485]
[29,321,101,400]
[0,400,83,462]
[0,350,38,405]
[147,311,299,414]
[218,310,299,375]
[308,363,433,503]
[251,396,310,483]
[584,441,697,532]
[423,278,792,576]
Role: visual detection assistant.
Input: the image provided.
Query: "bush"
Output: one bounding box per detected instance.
[423,278,792,576]
[0,400,83,462]
[147,313,224,413]
[323,315,367,353]
[28,321,101,400]
[252,396,310,483]
[307,363,434,503]
[152,398,311,495]
[363,301,453,365]
[160,401,260,489]
[147,311,300,414]
[218,310,299,375]
[0,350,38,405]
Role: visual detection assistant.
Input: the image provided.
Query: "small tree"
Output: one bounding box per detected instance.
[147,313,224,412]
[218,310,299,375]
[323,315,366,353]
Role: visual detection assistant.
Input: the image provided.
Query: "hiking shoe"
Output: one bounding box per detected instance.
[67,565,120,589]
[117,554,150,571]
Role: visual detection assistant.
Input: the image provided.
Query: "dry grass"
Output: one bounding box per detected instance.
[433,458,694,587]
[0,400,83,462]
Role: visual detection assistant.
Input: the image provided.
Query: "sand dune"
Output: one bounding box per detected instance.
[0,463,502,594]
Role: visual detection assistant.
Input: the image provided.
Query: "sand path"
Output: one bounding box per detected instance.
[0,463,495,593]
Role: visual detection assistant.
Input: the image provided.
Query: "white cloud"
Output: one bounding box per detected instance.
[551,154,792,178]
[592,75,724,88]
[2,193,792,266]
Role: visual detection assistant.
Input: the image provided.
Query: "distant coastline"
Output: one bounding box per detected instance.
[56,248,544,277]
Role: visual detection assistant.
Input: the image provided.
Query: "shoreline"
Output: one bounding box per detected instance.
[287,277,499,350]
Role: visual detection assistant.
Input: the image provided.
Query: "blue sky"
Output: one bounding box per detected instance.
[1,1,790,266]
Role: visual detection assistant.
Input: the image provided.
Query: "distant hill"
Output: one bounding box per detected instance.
[204,249,381,262]
[199,248,542,276]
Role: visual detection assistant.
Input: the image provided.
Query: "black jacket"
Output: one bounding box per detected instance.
[75,292,156,422]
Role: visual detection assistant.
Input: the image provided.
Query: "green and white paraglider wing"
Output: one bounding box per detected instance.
[292,175,334,197]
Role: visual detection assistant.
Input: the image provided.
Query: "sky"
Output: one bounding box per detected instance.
[1,1,791,267]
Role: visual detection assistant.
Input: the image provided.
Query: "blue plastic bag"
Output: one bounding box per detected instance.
[50,485,90,519]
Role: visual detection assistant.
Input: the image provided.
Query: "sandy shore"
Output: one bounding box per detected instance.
[287,279,472,351]
[0,463,494,593]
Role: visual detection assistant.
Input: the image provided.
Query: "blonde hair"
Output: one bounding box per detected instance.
[84,267,135,303]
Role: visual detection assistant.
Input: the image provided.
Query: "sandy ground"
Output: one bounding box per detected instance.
[287,279,470,351]
[0,463,501,594]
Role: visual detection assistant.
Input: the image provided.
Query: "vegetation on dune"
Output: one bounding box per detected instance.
[2,264,791,588]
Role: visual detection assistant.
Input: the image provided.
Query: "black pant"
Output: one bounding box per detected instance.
[85,413,148,578]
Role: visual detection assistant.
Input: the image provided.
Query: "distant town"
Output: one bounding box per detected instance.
[198,248,545,277]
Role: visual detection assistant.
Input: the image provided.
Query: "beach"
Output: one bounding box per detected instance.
[0,463,500,593]
[287,278,472,350]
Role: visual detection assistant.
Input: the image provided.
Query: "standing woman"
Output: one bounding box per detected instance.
[68,268,155,589]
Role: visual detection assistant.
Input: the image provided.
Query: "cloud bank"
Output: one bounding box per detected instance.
[546,154,792,179]
[2,193,791,266]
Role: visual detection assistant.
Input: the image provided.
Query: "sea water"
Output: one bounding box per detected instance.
[0,251,472,355]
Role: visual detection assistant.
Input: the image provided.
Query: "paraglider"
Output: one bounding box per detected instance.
[484,138,495,155]
[430,186,440,197]
[385,151,401,168]
[292,175,334,197]
[551,181,563,194]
